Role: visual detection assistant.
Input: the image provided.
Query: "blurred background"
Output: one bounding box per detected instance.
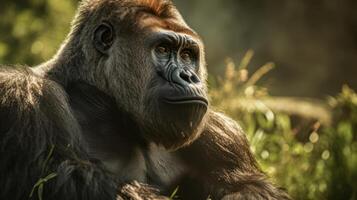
[0,0,356,199]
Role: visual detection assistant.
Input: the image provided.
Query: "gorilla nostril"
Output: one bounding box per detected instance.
[172,68,201,86]
[190,74,200,84]
[179,71,191,83]
[178,69,201,85]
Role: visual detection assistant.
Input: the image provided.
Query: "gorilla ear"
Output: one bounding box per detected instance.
[93,22,114,54]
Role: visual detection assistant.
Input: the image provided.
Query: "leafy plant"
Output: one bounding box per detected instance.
[210,52,357,200]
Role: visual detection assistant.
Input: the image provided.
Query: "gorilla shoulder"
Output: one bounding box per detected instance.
[0,67,78,140]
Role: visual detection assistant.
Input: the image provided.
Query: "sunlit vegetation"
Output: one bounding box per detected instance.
[210,51,357,199]
[0,0,77,65]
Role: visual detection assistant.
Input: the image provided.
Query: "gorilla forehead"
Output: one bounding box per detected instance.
[81,0,175,19]
[76,0,193,39]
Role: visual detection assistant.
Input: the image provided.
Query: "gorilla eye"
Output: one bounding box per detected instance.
[94,22,114,54]
[156,45,171,56]
[180,49,194,63]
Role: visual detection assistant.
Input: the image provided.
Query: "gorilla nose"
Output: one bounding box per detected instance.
[172,68,200,87]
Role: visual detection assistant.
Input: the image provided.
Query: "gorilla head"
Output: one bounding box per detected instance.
[44,0,208,150]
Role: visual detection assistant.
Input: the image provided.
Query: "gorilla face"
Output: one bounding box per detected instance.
[92,8,208,149]
[143,29,209,149]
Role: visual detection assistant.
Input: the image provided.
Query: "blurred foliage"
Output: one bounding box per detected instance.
[0,0,77,65]
[0,0,357,199]
[210,52,357,200]
[175,0,357,97]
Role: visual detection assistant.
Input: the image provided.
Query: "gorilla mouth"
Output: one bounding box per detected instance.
[163,96,208,106]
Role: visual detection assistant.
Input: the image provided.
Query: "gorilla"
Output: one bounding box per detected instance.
[0,0,291,199]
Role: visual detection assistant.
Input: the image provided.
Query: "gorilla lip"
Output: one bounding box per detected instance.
[163,96,208,106]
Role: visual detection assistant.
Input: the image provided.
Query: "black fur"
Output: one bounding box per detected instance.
[0,68,118,200]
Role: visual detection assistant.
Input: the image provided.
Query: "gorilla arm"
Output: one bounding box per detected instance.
[0,69,165,200]
[179,111,291,200]
[0,68,119,200]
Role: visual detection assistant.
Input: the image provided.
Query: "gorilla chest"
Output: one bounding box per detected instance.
[101,144,187,187]
[78,117,186,187]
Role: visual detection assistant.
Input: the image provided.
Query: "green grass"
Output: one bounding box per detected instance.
[209,52,357,200]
